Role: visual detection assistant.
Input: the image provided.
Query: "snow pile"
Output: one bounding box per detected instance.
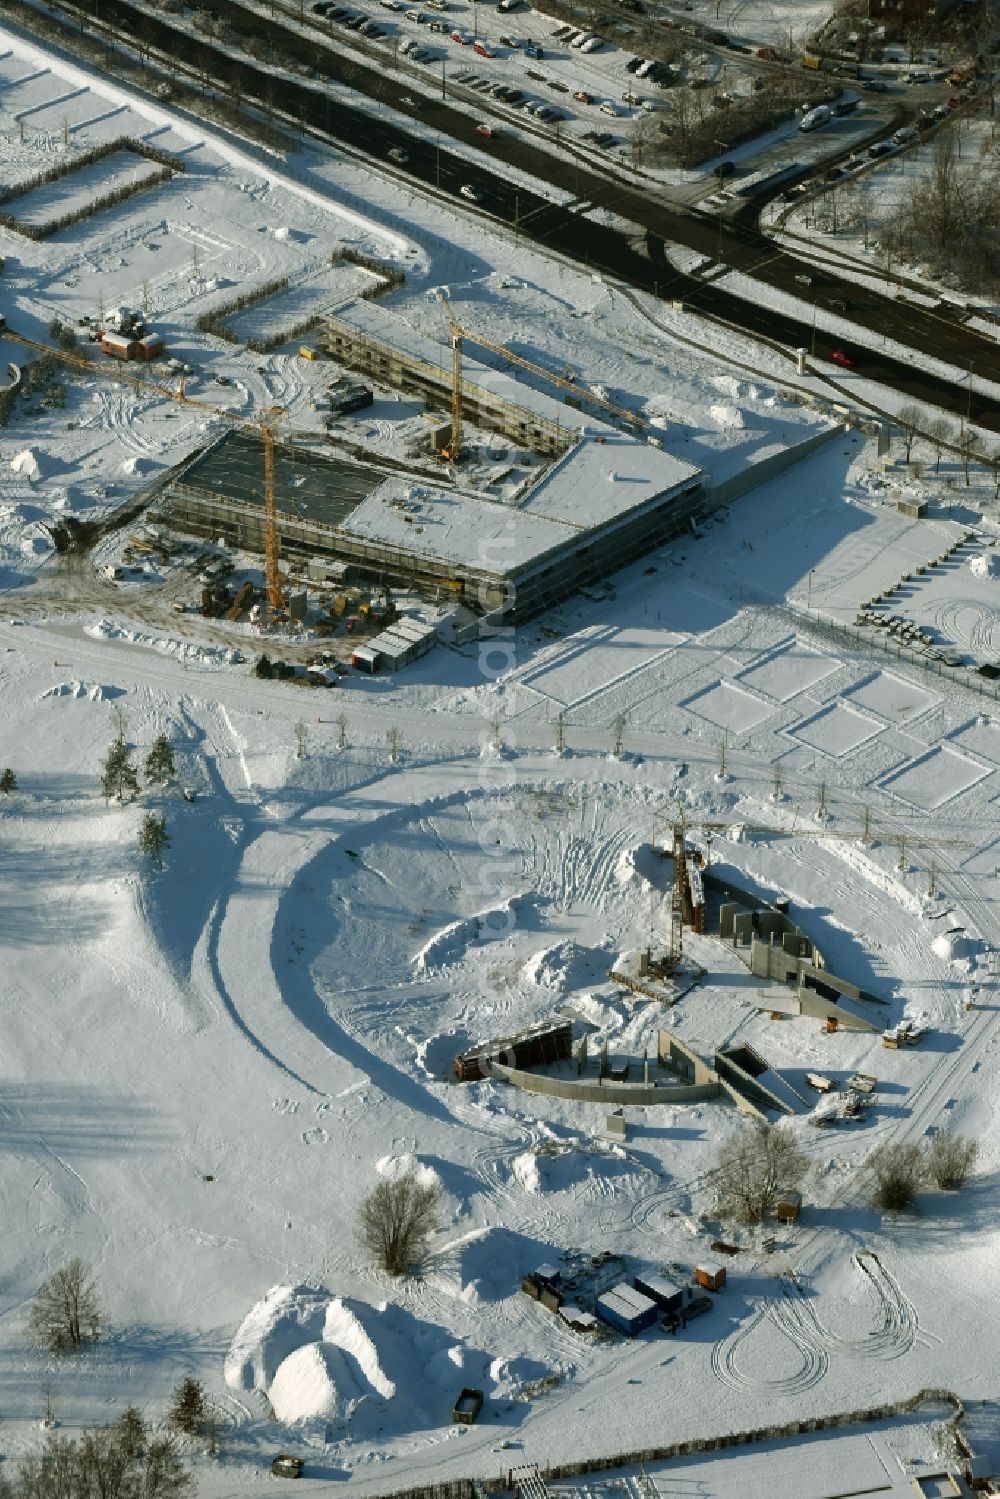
[268,1343,344,1424]
[414,895,525,971]
[969,552,999,579]
[225,1283,329,1393]
[512,1151,541,1193]
[39,681,113,702]
[614,841,664,893]
[120,456,149,477]
[375,1152,440,1197]
[225,1285,395,1429]
[85,618,244,667]
[932,927,979,965]
[708,403,745,431]
[10,448,43,482]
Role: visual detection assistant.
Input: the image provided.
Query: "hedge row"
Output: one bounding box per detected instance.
[195,276,291,342]
[0,164,175,241]
[0,135,184,206]
[330,245,405,298]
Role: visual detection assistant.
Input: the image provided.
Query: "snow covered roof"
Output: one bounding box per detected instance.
[518,430,699,531]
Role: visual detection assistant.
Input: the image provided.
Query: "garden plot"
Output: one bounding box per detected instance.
[950,717,1000,766]
[787,701,885,759]
[735,638,838,704]
[681,679,775,733]
[223,261,381,346]
[881,745,993,811]
[525,625,684,708]
[842,670,940,727]
[2,147,169,231]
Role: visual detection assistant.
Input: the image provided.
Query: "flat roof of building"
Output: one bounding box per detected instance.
[182,429,384,528]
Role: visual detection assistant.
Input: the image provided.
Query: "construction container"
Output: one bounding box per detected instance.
[452,1388,483,1425]
[694,1260,727,1292]
[520,1276,541,1300]
[299,345,318,360]
[848,1072,877,1094]
[101,331,138,360]
[596,1285,659,1336]
[351,645,382,673]
[539,1287,563,1313]
[137,333,164,359]
[632,1273,687,1315]
[776,1190,802,1224]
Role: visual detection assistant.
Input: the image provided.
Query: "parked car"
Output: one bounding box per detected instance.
[626,55,643,72]
[524,42,542,57]
[867,139,893,157]
[573,90,593,103]
[831,348,855,369]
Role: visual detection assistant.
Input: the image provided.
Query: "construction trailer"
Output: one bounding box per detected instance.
[454,1019,573,1082]
[596,1284,659,1336]
[101,331,139,360]
[632,1273,689,1316]
[694,1260,727,1292]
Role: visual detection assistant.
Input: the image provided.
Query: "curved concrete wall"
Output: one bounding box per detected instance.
[484,1060,720,1105]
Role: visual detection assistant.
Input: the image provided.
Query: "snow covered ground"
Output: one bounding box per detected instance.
[2,15,1000,1499]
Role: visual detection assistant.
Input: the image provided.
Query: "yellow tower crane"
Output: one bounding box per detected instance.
[437,292,646,465]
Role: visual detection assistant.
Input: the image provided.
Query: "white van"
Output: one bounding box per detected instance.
[799,103,831,131]
[892,125,918,145]
[571,31,592,48]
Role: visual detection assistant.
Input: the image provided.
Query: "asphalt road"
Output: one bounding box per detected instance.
[35,0,1000,427]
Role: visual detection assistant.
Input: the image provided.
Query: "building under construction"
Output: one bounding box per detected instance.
[158,299,706,621]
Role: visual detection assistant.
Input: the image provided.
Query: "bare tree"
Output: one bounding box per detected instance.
[865,1140,924,1211]
[13,1420,190,1499]
[336,711,348,750]
[925,1129,978,1189]
[386,726,403,764]
[27,1260,102,1353]
[896,403,923,463]
[359,1170,442,1275]
[294,721,309,760]
[710,1121,809,1225]
[926,415,953,473]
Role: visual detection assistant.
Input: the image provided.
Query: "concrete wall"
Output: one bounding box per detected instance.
[658,1031,719,1088]
[798,988,881,1032]
[485,1058,719,1105]
[707,422,844,507]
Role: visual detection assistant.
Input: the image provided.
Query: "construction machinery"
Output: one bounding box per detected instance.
[4,327,311,613]
[437,291,645,463]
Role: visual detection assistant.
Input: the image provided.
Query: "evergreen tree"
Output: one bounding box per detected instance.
[139,813,170,870]
[0,768,16,794]
[101,740,140,803]
[168,1377,207,1437]
[115,1405,146,1460]
[254,652,273,679]
[144,733,176,785]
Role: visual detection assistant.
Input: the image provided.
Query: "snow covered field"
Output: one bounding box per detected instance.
[2,15,1000,1499]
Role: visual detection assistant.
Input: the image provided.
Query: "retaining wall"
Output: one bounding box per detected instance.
[483,1059,719,1106]
[707,422,844,507]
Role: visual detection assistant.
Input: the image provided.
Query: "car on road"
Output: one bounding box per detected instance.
[387,146,409,163]
[861,78,888,92]
[459,182,483,201]
[476,122,497,136]
[831,348,856,369]
[524,42,543,57]
[892,125,918,144]
[867,139,893,157]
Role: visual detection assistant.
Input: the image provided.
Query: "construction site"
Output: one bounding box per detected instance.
[152,297,707,622]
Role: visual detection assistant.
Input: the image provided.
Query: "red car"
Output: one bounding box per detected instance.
[831,348,856,369]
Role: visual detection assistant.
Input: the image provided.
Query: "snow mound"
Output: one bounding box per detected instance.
[225,1283,329,1393]
[711,375,744,399]
[521,940,613,994]
[323,1298,395,1399]
[225,1286,395,1428]
[414,895,525,971]
[375,1152,440,1197]
[614,842,664,893]
[512,1151,541,1193]
[708,403,745,431]
[39,680,112,702]
[269,1342,345,1424]
[10,448,43,482]
[932,928,979,965]
[969,552,999,578]
[120,456,149,477]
